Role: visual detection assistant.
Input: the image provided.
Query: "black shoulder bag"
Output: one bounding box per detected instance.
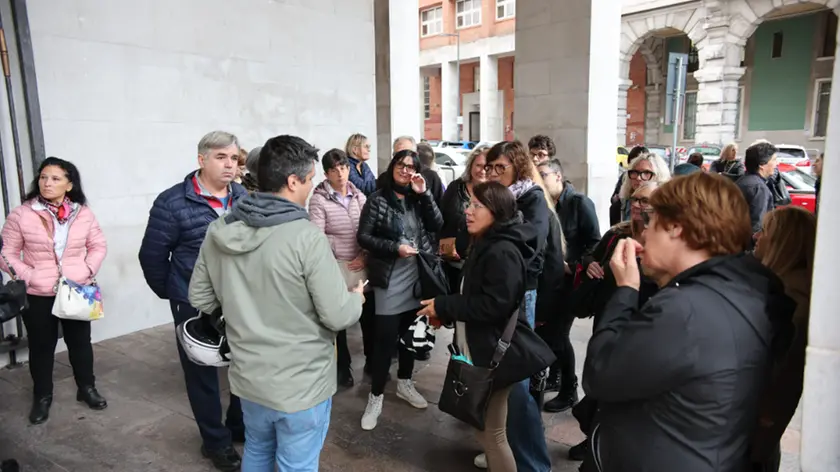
[0,251,28,323]
[415,251,450,299]
[438,307,519,431]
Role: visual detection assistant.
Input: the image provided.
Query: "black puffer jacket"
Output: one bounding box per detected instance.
[516,185,550,290]
[439,178,472,257]
[435,214,555,389]
[710,158,746,182]
[556,182,600,265]
[357,188,444,288]
[583,254,795,472]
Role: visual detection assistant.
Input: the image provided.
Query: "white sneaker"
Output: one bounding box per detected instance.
[361,393,383,430]
[473,453,487,469]
[396,379,428,409]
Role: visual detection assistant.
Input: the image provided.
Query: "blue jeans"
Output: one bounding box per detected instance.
[241,397,332,472]
[507,289,552,472]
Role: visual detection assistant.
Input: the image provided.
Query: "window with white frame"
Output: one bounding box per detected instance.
[682,91,698,141]
[734,86,744,140]
[423,76,431,120]
[813,79,831,138]
[421,7,443,37]
[496,0,515,20]
[457,0,481,29]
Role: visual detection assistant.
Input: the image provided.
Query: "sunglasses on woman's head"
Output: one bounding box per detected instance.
[627,170,655,181]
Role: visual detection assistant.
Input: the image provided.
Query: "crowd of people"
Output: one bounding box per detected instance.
[0,130,819,472]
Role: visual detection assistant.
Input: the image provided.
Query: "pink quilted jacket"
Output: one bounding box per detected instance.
[308,181,366,261]
[0,200,107,296]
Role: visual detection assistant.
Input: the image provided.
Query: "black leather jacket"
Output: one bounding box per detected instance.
[357,188,444,288]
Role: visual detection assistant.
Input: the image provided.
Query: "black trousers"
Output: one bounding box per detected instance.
[23,295,95,398]
[336,295,375,370]
[371,309,417,396]
[171,301,243,451]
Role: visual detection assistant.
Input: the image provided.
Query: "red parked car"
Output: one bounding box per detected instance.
[778,163,817,213]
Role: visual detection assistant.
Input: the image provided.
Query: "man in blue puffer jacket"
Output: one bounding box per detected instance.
[139,131,248,472]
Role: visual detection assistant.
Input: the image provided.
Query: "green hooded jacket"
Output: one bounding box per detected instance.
[189,193,363,413]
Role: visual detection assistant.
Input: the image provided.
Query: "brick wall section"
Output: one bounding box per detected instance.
[424,74,443,140]
[419,0,515,51]
[626,51,647,145]
[499,56,515,141]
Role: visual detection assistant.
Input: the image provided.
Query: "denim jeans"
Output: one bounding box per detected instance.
[241,397,332,472]
[507,289,552,472]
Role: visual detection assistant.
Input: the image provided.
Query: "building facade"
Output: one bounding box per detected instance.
[419,0,836,155]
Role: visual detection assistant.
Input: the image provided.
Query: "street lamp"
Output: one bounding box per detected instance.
[441,32,461,140]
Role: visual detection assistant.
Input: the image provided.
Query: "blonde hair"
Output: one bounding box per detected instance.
[345,133,367,159]
[619,152,671,199]
[461,145,491,182]
[720,143,738,160]
[758,207,817,277]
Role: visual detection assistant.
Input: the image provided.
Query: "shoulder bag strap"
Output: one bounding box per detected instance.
[490,307,520,367]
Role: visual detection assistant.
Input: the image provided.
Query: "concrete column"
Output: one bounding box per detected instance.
[440,61,459,141]
[617,79,631,147]
[693,10,745,145]
[514,0,622,231]
[480,54,503,142]
[800,26,840,472]
[645,84,662,144]
[374,0,421,172]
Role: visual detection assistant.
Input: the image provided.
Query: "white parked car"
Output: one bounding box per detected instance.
[775,144,811,171]
[432,147,469,186]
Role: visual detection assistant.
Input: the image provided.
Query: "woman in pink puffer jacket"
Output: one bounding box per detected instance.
[0,157,107,426]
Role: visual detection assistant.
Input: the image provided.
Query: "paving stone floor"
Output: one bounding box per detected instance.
[0,318,801,471]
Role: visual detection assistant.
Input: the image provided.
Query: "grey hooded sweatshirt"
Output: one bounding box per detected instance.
[189,193,363,413]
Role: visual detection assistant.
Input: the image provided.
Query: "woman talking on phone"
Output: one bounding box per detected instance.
[356,149,444,431]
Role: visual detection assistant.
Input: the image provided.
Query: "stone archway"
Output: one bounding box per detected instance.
[616,4,705,146]
[728,0,840,45]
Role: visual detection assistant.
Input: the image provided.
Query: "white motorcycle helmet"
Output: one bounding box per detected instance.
[176,311,231,367]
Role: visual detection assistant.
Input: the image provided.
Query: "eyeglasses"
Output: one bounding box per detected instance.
[531,151,549,160]
[466,201,486,211]
[627,170,655,181]
[395,162,416,172]
[483,163,511,175]
[629,196,650,206]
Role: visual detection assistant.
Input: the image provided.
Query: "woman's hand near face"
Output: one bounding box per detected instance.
[609,239,642,290]
[410,173,427,194]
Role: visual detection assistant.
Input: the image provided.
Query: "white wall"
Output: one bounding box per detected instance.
[24,0,377,346]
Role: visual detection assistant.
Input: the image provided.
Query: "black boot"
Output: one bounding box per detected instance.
[76,386,107,410]
[544,370,561,392]
[28,395,52,425]
[201,445,242,472]
[338,366,354,388]
[544,380,579,413]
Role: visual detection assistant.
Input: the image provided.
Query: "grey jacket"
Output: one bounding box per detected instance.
[189,193,363,413]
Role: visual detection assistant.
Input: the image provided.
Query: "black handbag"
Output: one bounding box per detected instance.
[768,169,791,206]
[438,307,519,431]
[569,234,622,319]
[0,252,28,323]
[415,251,450,299]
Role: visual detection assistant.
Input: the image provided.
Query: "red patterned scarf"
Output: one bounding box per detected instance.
[39,196,73,224]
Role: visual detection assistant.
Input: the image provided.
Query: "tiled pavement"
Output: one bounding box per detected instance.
[0,318,801,471]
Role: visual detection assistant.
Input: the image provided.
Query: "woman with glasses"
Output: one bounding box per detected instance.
[438,145,490,292]
[566,182,661,461]
[582,172,793,471]
[309,149,368,389]
[482,140,554,472]
[618,152,670,221]
[356,149,443,431]
[345,133,377,197]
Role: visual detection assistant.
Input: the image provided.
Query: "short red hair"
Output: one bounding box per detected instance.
[649,173,752,256]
